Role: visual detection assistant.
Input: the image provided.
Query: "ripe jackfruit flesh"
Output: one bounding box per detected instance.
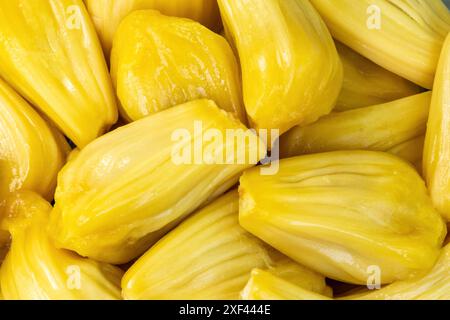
[335,42,423,111]
[218,0,343,135]
[49,99,265,264]
[423,33,450,222]
[344,244,450,300]
[239,151,447,284]
[387,136,424,172]
[280,92,431,166]
[85,0,221,56]
[310,0,450,88]
[0,78,70,201]
[0,191,123,300]
[111,10,245,123]
[122,190,331,299]
[0,0,118,147]
[241,269,331,300]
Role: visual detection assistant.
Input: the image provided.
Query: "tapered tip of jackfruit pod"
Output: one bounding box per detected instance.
[342,244,450,300]
[0,191,50,234]
[239,150,446,284]
[241,269,332,300]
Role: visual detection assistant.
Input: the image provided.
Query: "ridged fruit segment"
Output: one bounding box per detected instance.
[0,192,123,300]
[49,99,265,264]
[111,10,245,122]
[423,33,450,221]
[0,78,70,201]
[310,0,450,88]
[0,0,118,147]
[239,151,446,284]
[218,0,343,134]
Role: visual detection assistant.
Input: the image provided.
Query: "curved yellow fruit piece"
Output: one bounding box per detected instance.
[49,99,265,264]
[239,151,447,284]
[241,269,331,300]
[111,10,244,123]
[85,0,221,56]
[387,136,424,172]
[218,0,343,135]
[344,244,450,300]
[310,0,450,89]
[0,0,118,147]
[423,33,450,221]
[280,92,431,164]
[265,255,333,297]
[0,191,123,300]
[0,78,70,201]
[122,190,330,299]
[335,42,423,111]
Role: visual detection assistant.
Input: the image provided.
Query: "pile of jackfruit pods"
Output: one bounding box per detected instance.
[0,0,448,301]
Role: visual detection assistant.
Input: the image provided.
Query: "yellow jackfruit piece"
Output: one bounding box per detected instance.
[0,0,118,147]
[344,244,450,300]
[49,99,265,264]
[265,255,333,297]
[111,10,245,123]
[423,33,450,221]
[310,0,450,89]
[0,78,70,201]
[335,42,423,111]
[280,92,431,165]
[218,0,343,135]
[239,151,447,285]
[122,190,330,299]
[241,269,331,300]
[387,136,424,172]
[0,191,123,300]
[85,0,221,56]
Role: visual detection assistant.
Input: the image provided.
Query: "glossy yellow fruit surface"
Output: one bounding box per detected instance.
[241,269,331,300]
[0,78,69,201]
[335,42,423,111]
[218,0,343,135]
[85,0,221,56]
[280,92,431,164]
[49,99,264,264]
[345,244,450,300]
[311,0,450,89]
[239,151,446,284]
[0,0,118,147]
[0,192,123,300]
[123,190,330,299]
[111,10,244,122]
[423,33,450,221]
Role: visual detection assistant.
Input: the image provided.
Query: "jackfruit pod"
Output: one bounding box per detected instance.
[310,0,450,89]
[0,0,118,147]
[265,254,333,297]
[280,92,431,165]
[423,33,450,221]
[344,244,450,300]
[122,190,330,299]
[49,99,265,264]
[388,136,424,172]
[85,0,221,56]
[0,191,123,300]
[241,269,332,300]
[218,0,343,135]
[239,151,447,284]
[0,78,70,201]
[335,42,423,111]
[111,10,244,123]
